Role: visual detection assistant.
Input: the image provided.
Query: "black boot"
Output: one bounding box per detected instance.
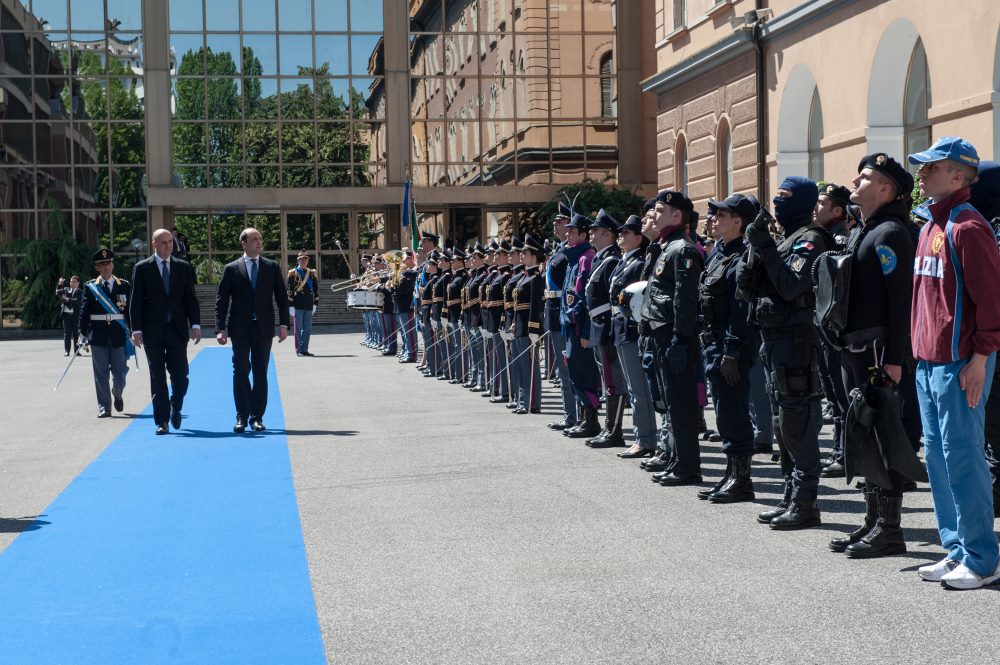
[562,406,587,436]
[769,499,822,530]
[757,483,792,524]
[830,488,878,553]
[566,407,601,438]
[698,456,733,500]
[846,494,906,558]
[709,454,755,503]
[586,395,626,448]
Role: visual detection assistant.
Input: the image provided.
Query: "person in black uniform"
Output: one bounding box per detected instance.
[486,241,513,401]
[510,235,545,414]
[214,227,290,433]
[463,243,488,389]
[377,258,397,358]
[130,228,202,434]
[827,153,916,557]
[287,250,319,357]
[431,251,452,378]
[79,249,132,418]
[502,238,525,405]
[478,242,500,396]
[583,210,627,448]
[394,250,419,363]
[738,176,833,529]
[418,252,440,376]
[609,214,658,459]
[811,184,853,478]
[698,194,757,502]
[57,275,83,356]
[639,190,705,486]
[545,204,579,431]
[446,248,468,383]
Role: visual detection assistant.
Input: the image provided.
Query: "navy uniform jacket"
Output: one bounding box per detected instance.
[286,267,320,309]
[485,267,510,334]
[641,227,703,340]
[432,271,449,322]
[463,267,485,327]
[419,273,437,325]
[79,276,132,347]
[699,237,752,362]
[479,267,498,330]
[561,243,596,339]
[503,266,523,331]
[609,247,646,347]
[394,269,418,313]
[513,266,544,338]
[584,244,621,347]
[544,241,569,332]
[446,270,466,324]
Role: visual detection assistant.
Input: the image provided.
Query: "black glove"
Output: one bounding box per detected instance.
[667,341,688,375]
[639,321,652,337]
[720,355,740,387]
[745,221,772,249]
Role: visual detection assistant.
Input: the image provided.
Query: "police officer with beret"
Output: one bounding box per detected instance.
[698,194,757,502]
[79,248,132,418]
[739,176,833,529]
[812,184,853,478]
[827,153,916,557]
[583,209,627,448]
[640,190,705,486]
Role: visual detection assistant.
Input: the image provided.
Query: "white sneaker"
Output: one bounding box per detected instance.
[940,562,1000,590]
[918,557,958,582]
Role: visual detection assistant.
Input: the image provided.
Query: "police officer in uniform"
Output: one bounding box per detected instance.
[828,153,916,557]
[739,176,833,529]
[487,241,513,402]
[79,248,132,418]
[478,241,500,397]
[463,243,488,389]
[583,210,627,448]
[639,191,705,486]
[502,238,525,405]
[609,215,659,459]
[431,250,452,378]
[377,259,397,357]
[545,204,578,431]
[698,194,757,502]
[446,249,468,383]
[419,252,441,376]
[287,250,319,357]
[510,235,545,414]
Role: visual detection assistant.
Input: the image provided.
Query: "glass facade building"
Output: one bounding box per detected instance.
[1,0,655,324]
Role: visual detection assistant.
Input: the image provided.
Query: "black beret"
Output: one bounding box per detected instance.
[643,198,656,213]
[818,183,853,208]
[655,189,694,214]
[857,153,913,199]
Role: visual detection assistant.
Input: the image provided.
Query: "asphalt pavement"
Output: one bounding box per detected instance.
[2,330,998,664]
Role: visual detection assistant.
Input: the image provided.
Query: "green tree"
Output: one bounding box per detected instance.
[527,179,645,239]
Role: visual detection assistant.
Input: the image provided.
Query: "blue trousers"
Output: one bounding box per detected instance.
[551,330,576,424]
[564,328,600,409]
[491,332,509,398]
[396,311,416,359]
[294,308,313,353]
[916,355,999,577]
[616,340,657,449]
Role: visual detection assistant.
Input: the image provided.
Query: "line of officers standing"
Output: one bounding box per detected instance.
[361,152,998,560]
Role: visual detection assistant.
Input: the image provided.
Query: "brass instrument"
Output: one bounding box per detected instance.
[382,249,406,288]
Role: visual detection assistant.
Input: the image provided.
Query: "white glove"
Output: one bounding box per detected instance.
[289,306,295,315]
[312,305,317,315]
[529,333,540,344]
[350,273,357,280]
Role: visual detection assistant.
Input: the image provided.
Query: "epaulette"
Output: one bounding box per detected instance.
[86,278,97,284]
[288,268,296,275]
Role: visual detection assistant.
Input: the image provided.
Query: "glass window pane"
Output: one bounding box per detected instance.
[243,34,277,75]
[205,34,242,74]
[243,78,278,118]
[109,122,145,164]
[176,165,207,188]
[314,78,351,120]
[33,0,69,31]
[173,122,207,163]
[106,0,143,31]
[208,123,244,163]
[245,122,278,164]
[212,213,246,253]
[173,35,207,76]
[286,212,315,250]
[246,163,281,187]
[279,34,313,75]
[315,35,349,76]
[316,122,351,163]
[173,213,209,253]
[206,78,242,120]
[70,0,105,32]
[318,212,349,249]
[209,165,244,188]
[205,0,239,31]
[315,0,348,31]
[168,0,202,31]
[281,122,316,163]
[351,34,380,75]
[278,0,312,32]
[242,0,275,32]
[280,78,315,119]
[173,78,207,119]
[349,0,382,31]
[111,211,147,269]
[320,254,350,280]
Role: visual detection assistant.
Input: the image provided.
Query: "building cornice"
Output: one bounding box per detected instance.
[641,0,852,95]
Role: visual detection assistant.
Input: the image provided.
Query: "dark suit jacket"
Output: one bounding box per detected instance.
[215,255,290,337]
[129,255,200,343]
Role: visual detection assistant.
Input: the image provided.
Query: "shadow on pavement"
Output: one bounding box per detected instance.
[0,516,50,534]
[279,429,360,436]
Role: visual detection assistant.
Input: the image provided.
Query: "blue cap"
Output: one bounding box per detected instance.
[907,136,980,168]
[565,213,594,231]
[592,209,620,233]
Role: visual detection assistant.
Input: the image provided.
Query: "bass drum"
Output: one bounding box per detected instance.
[346,289,384,310]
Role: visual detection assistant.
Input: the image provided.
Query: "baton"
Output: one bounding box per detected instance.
[487,330,550,388]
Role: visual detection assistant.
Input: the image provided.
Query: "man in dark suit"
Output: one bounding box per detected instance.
[215,227,290,433]
[130,228,202,435]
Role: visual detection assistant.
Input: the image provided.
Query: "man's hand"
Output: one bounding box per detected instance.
[312,305,317,315]
[278,325,288,343]
[959,354,989,408]
[720,355,740,386]
[883,363,901,385]
[191,327,202,345]
[580,337,590,349]
[131,331,143,349]
[216,330,228,345]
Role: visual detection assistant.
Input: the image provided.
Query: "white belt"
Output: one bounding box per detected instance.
[91,313,124,321]
[650,320,668,330]
[588,303,611,318]
[544,290,563,299]
[612,306,629,316]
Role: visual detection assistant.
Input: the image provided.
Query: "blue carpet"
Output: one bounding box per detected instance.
[0,348,326,664]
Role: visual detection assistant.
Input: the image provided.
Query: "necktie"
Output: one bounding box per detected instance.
[161,259,170,295]
[102,280,111,297]
[250,258,258,290]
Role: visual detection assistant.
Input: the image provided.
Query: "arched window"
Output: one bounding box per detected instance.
[808,88,824,181]
[675,134,688,195]
[904,40,931,172]
[717,119,733,197]
[599,52,614,118]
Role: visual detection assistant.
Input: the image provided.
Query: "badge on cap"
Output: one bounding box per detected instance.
[664,193,672,203]
[875,154,886,166]
[826,185,835,194]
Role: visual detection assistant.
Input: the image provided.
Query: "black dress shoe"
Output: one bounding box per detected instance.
[529,408,541,414]
[512,407,528,415]
[250,419,266,432]
[820,461,845,478]
[658,472,702,486]
[617,447,653,459]
[437,375,450,380]
[490,395,510,404]
[302,351,315,356]
[399,357,416,363]
[97,409,111,419]
[448,379,462,384]
[469,386,484,392]
[547,417,574,430]
[481,392,494,397]
[156,423,168,435]
[505,403,517,409]
[233,419,246,433]
[114,396,124,413]
[644,456,673,472]
[170,408,182,430]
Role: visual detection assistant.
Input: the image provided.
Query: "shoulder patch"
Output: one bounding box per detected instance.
[792,240,815,252]
[789,255,806,273]
[876,244,897,275]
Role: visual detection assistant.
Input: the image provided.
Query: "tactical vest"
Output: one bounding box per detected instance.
[752,224,832,329]
[699,252,740,335]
